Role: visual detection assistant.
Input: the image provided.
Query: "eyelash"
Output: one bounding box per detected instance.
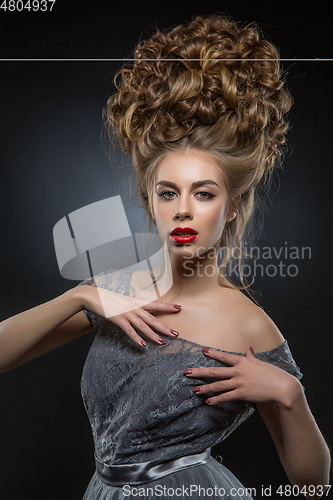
[158,190,216,201]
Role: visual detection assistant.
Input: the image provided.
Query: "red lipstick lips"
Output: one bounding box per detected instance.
[170,227,198,244]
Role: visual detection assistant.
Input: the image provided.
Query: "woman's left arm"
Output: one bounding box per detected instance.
[184,348,331,499]
[257,378,331,499]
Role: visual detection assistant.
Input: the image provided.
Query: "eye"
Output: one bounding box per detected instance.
[158,190,176,200]
[196,191,215,200]
[158,190,216,201]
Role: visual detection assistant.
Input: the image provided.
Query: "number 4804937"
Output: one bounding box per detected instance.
[0,1,56,11]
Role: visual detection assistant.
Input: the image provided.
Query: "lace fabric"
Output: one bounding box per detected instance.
[77,268,303,467]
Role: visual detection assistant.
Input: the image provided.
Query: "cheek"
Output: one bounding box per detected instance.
[202,204,227,229]
[152,199,169,226]
[153,203,163,219]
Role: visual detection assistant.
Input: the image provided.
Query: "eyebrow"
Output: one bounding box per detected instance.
[155,179,220,189]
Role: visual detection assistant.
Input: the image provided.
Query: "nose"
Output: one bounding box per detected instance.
[173,193,193,220]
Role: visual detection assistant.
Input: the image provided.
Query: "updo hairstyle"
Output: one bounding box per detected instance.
[105,14,292,290]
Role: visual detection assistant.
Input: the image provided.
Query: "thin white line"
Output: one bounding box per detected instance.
[0,58,332,62]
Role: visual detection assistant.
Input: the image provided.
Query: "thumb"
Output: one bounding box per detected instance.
[246,346,255,358]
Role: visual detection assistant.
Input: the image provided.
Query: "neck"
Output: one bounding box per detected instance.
[161,245,226,300]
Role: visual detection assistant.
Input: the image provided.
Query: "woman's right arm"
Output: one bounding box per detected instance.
[0,286,92,373]
[0,284,182,373]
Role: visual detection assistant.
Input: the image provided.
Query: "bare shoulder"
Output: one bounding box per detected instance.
[129,268,163,298]
[129,269,149,297]
[215,285,285,353]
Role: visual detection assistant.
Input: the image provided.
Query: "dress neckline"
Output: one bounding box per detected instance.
[166,335,287,356]
[124,269,287,356]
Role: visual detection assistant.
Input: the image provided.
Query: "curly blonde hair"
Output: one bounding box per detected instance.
[105,14,293,291]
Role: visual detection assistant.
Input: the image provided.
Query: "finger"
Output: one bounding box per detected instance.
[135,309,179,338]
[124,297,182,317]
[183,366,235,378]
[202,348,242,365]
[127,314,169,345]
[246,346,255,357]
[192,379,236,395]
[143,301,182,313]
[205,389,243,405]
[130,297,182,314]
[116,320,148,347]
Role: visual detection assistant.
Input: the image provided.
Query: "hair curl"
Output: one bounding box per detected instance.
[105,14,293,294]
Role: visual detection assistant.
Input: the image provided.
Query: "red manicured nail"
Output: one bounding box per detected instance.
[171,330,179,336]
[174,305,182,309]
[183,369,192,375]
[158,337,166,344]
[202,348,211,353]
[192,387,201,393]
[249,346,254,354]
[140,340,146,346]
[206,399,213,404]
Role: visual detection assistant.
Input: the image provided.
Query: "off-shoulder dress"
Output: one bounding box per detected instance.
[78,268,303,499]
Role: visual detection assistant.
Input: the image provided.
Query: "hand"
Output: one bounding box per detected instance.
[183,346,298,407]
[81,284,181,347]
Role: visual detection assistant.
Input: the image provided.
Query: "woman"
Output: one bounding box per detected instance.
[0,14,330,500]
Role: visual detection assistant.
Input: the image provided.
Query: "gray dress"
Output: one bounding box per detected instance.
[78,269,303,499]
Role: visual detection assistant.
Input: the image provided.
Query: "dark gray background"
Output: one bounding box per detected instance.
[0,1,332,499]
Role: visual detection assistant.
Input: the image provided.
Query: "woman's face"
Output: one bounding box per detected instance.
[152,150,236,262]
